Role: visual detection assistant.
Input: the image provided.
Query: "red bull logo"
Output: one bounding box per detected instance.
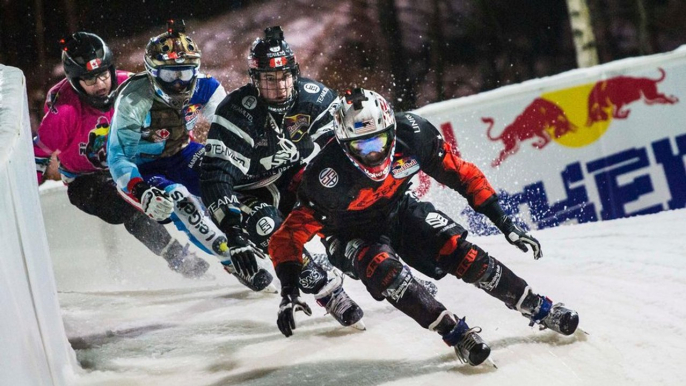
[482,67,678,167]
[586,67,678,126]
[185,104,202,122]
[483,98,577,167]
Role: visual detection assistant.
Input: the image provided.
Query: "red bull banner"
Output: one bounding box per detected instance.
[413,47,686,235]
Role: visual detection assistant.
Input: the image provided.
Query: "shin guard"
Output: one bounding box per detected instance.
[167,184,227,256]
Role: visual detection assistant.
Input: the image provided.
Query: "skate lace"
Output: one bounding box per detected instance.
[455,327,483,364]
[325,289,354,318]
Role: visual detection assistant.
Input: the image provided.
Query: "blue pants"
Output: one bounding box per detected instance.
[138,142,204,196]
[137,142,224,256]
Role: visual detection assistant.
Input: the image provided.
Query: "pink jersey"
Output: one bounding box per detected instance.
[34,70,131,181]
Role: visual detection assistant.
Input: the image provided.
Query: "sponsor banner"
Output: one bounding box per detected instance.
[414,47,686,234]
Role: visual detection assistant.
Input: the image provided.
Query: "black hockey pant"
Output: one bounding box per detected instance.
[235,169,329,295]
[66,172,172,256]
[325,195,529,329]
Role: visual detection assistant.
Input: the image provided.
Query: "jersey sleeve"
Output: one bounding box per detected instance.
[107,86,147,195]
[200,105,256,229]
[413,114,498,210]
[33,100,77,182]
[200,78,227,122]
[308,88,337,147]
[268,204,323,268]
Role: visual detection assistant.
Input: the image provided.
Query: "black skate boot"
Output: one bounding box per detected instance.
[222,260,277,293]
[315,274,365,329]
[165,244,210,279]
[441,316,491,366]
[518,289,579,335]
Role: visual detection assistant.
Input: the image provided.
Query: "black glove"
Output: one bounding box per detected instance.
[223,226,258,277]
[479,198,542,260]
[277,285,312,337]
[496,216,543,260]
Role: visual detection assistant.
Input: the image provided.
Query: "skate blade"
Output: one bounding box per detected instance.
[193,273,216,281]
[486,357,498,369]
[260,283,279,294]
[349,319,366,331]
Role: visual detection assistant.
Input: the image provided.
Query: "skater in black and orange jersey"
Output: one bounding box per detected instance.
[268,88,579,366]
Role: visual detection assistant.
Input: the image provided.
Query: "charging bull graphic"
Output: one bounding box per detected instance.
[586,67,678,126]
[483,98,577,167]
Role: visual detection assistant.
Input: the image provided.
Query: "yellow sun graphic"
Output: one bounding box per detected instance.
[541,84,612,147]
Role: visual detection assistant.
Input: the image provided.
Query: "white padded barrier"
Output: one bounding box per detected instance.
[0,65,76,386]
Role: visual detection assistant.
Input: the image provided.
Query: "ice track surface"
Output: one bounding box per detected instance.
[41,184,686,385]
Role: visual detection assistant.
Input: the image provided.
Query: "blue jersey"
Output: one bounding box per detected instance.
[108,73,226,194]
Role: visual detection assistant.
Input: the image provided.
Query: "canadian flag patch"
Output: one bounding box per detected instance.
[86,59,102,71]
[270,57,285,67]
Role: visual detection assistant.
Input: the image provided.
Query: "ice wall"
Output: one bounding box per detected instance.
[0,65,76,386]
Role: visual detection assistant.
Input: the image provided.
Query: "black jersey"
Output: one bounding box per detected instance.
[269,112,499,266]
[200,77,337,228]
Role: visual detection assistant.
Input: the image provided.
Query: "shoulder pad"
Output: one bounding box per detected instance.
[297,78,336,106]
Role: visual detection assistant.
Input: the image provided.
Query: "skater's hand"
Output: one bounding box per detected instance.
[277,286,312,337]
[138,184,174,221]
[222,227,259,277]
[496,216,542,260]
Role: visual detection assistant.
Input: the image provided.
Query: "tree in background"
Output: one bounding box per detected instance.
[3,0,686,127]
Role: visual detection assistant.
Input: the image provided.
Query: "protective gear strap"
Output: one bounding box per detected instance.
[428,310,454,332]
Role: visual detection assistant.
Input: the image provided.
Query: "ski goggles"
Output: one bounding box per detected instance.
[81,70,111,86]
[156,66,197,83]
[347,130,392,158]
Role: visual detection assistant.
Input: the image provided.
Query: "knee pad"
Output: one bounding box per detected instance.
[242,201,283,253]
[298,256,329,295]
[353,243,405,300]
[438,238,493,284]
[321,236,364,279]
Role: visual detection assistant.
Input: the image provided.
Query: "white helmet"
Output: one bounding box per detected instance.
[332,88,396,181]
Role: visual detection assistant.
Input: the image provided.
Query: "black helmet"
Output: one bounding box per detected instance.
[60,32,117,111]
[248,26,299,113]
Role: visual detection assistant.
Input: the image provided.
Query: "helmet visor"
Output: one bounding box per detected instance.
[347,130,392,166]
[158,66,196,83]
[155,66,197,94]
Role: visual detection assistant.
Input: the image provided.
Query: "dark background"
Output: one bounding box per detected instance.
[2,0,685,129]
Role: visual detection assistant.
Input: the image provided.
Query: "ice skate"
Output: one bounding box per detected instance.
[441,316,491,366]
[222,260,277,293]
[315,274,365,330]
[517,287,579,336]
[165,244,210,279]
